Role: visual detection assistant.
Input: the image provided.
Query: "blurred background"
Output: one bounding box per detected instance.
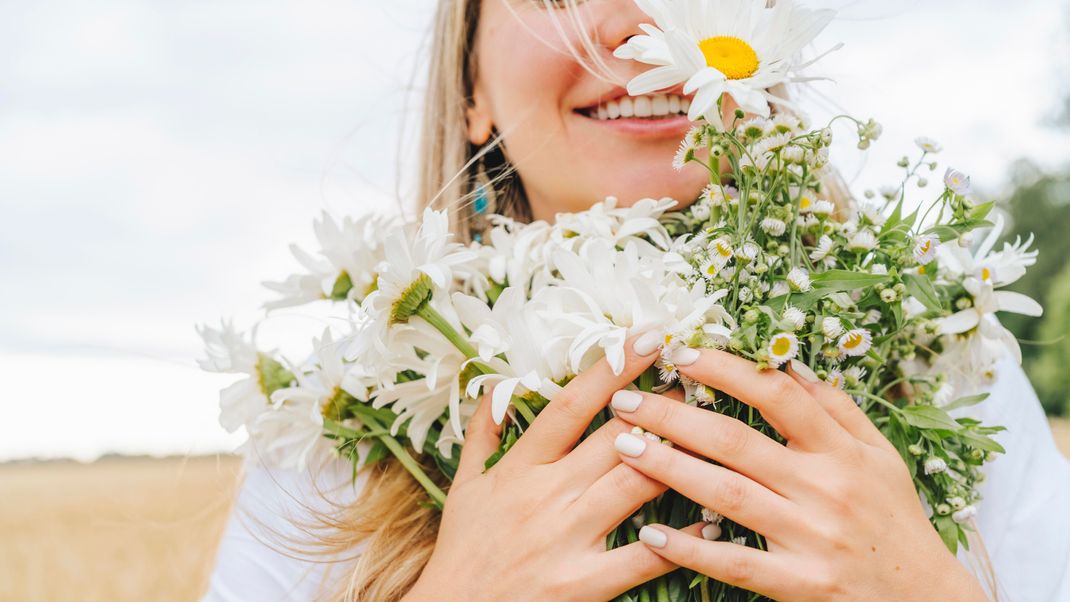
[2,0,1068,600]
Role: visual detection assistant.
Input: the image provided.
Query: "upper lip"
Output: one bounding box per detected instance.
[575,84,691,111]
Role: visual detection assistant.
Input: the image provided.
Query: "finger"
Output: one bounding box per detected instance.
[589,540,677,601]
[636,523,800,599]
[454,392,502,485]
[555,418,634,488]
[511,330,663,465]
[614,432,799,538]
[787,360,892,451]
[569,463,667,536]
[609,389,797,492]
[671,348,848,451]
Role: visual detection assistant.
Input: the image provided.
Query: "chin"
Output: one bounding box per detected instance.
[590,162,708,209]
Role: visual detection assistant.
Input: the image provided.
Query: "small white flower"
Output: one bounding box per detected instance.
[915,137,943,153]
[880,288,898,303]
[913,236,939,265]
[787,267,812,292]
[847,229,878,252]
[862,309,882,325]
[767,332,800,367]
[932,382,956,407]
[843,365,868,387]
[947,496,967,510]
[811,200,836,216]
[810,235,835,261]
[870,263,889,275]
[838,329,872,357]
[826,370,845,389]
[879,185,900,201]
[924,457,948,475]
[821,317,844,339]
[761,217,787,237]
[944,168,971,195]
[770,280,791,298]
[731,536,748,546]
[952,505,978,524]
[701,507,724,524]
[783,306,807,331]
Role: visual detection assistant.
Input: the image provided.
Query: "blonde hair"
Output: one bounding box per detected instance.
[313,1,997,600]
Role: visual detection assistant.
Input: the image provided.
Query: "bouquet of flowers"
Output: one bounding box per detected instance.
[199,1,1042,600]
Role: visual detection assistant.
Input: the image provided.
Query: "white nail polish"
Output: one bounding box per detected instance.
[789,359,820,383]
[633,330,663,356]
[614,433,647,458]
[701,523,723,541]
[670,347,701,367]
[611,390,643,413]
[639,525,668,548]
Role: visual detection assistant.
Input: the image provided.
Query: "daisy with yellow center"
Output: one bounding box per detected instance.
[838,328,873,357]
[913,236,939,265]
[767,332,800,367]
[615,0,837,126]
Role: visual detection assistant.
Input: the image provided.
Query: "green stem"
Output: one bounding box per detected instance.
[417,303,479,359]
[656,579,670,602]
[329,415,447,508]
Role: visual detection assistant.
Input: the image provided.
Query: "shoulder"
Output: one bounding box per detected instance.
[202,457,367,602]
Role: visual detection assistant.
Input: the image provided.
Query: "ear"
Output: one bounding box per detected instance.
[466,83,494,146]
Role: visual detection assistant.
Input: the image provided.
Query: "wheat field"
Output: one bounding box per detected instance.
[2,424,1069,602]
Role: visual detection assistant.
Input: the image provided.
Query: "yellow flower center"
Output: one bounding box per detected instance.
[980,267,992,282]
[799,196,812,210]
[698,36,760,80]
[920,240,932,254]
[771,336,792,356]
[842,333,865,350]
[715,241,733,258]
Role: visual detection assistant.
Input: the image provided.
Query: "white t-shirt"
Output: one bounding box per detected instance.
[203,359,1070,601]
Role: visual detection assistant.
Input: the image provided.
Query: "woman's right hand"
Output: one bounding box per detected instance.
[403,331,676,601]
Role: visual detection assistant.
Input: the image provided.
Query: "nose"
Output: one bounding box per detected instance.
[596,0,653,53]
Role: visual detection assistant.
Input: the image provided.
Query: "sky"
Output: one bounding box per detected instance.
[2,0,1068,461]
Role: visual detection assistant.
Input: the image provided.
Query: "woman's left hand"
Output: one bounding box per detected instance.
[608,347,988,602]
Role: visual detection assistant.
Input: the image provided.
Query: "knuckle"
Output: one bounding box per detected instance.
[805,568,842,597]
[552,388,586,422]
[651,395,679,428]
[723,553,753,585]
[712,420,750,458]
[712,473,748,514]
[769,372,801,403]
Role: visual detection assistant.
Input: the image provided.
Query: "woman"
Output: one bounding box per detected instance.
[204,1,1070,600]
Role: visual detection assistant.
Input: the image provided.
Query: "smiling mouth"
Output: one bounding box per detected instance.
[579,93,692,121]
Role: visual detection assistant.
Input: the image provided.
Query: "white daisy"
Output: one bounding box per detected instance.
[924,457,948,475]
[810,235,835,261]
[197,321,278,433]
[913,236,939,265]
[847,229,878,252]
[783,306,806,331]
[821,316,844,339]
[767,332,800,367]
[761,217,787,236]
[787,267,812,292]
[838,328,872,357]
[826,369,845,389]
[811,199,836,215]
[915,137,943,153]
[944,168,971,195]
[614,0,837,126]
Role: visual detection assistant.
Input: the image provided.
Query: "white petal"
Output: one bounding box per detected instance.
[993,291,1043,317]
[937,310,980,335]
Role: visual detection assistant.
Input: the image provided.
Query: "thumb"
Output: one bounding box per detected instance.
[454,390,502,485]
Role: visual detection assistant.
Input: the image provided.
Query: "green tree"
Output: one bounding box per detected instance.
[1027,262,1070,415]
[1002,163,1070,415]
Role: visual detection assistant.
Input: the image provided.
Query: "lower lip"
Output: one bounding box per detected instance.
[573,111,693,138]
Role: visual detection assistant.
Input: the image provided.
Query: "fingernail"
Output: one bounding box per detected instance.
[611,390,644,413]
[638,525,668,549]
[789,359,820,383]
[633,330,664,356]
[701,523,723,541]
[669,347,701,367]
[614,432,647,458]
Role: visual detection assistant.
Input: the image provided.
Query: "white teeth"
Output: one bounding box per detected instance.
[607,100,621,119]
[585,94,691,121]
[668,95,681,114]
[651,95,669,116]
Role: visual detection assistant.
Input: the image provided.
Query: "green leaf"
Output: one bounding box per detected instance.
[968,201,995,221]
[901,405,961,431]
[904,273,943,313]
[810,270,889,291]
[935,516,960,553]
[941,393,989,412]
[961,432,1006,454]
